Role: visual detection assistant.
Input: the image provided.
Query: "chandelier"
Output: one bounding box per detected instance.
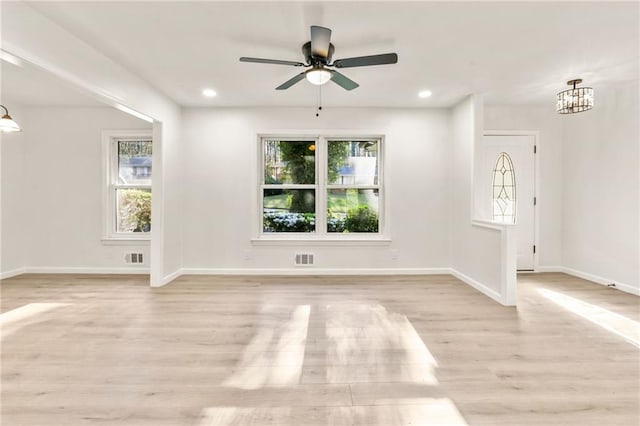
[556,79,594,114]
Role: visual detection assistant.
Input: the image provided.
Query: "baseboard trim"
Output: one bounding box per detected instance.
[561,267,639,296]
[450,268,506,305]
[153,269,183,287]
[0,268,27,280]
[180,267,450,276]
[535,266,564,273]
[24,267,150,275]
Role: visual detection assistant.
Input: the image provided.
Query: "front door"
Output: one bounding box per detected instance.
[482,135,536,271]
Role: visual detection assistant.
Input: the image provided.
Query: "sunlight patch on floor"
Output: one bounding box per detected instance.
[325,303,439,384]
[538,288,640,347]
[0,303,71,339]
[222,305,311,389]
[197,399,468,426]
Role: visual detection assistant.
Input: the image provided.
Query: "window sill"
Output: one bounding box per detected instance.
[101,238,150,246]
[251,237,392,247]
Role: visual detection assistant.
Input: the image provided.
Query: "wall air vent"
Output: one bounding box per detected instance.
[294,253,314,266]
[125,253,144,264]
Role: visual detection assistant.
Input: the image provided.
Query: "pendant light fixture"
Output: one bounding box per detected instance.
[0,104,21,132]
[556,79,594,114]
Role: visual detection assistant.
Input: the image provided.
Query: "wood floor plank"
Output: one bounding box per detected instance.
[1,272,638,425]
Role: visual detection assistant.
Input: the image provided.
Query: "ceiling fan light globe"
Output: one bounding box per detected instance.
[305,68,332,85]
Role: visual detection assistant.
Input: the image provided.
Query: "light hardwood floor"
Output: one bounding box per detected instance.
[1,273,638,425]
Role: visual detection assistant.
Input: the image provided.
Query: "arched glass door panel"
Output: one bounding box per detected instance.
[492,152,516,224]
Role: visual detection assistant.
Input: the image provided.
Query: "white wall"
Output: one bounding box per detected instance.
[0,105,27,277]
[484,105,564,268]
[181,107,451,272]
[17,107,152,272]
[562,83,639,293]
[485,83,640,294]
[451,96,516,305]
[2,1,183,286]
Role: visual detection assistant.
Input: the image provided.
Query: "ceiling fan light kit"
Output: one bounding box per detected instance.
[306,67,332,85]
[239,25,398,91]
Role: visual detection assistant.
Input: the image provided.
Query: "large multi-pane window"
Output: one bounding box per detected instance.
[261,137,382,236]
[104,132,152,239]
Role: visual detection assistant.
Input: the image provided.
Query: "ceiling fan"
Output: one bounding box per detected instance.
[239,26,398,91]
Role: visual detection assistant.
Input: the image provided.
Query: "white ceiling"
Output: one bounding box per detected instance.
[10,1,640,108]
[1,55,105,107]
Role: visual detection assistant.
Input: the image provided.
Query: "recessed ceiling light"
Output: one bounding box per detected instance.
[202,89,217,98]
[418,90,432,98]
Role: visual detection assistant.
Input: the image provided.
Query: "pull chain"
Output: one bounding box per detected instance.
[316,84,323,117]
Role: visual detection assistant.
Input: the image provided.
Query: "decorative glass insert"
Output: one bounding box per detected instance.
[492,152,516,224]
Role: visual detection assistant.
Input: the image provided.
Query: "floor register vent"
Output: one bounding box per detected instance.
[295,253,314,266]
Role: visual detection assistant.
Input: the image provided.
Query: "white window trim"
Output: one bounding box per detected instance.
[101,130,152,244]
[255,134,389,243]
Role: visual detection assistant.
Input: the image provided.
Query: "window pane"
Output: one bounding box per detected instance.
[118,140,152,185]
[327,189,379,233]
[264,140,315,185]
[328,141,378,185]
[263,189,315,232]
[116,189,152,233]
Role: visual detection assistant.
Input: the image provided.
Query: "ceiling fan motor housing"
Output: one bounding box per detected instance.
[302,41,335,65]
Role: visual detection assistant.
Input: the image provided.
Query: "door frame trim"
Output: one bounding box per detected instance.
[483,130,540,272]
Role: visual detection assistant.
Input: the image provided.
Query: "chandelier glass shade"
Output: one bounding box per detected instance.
[557,79,594,114]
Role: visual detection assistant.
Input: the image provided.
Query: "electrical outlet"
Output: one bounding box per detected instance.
[243,250,252,260]
[390,249,399,260]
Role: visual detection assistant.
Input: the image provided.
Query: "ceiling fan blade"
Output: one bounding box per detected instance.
[330,70,359,91]
[240,57,305,67]
[332,53,398,68]
[276,72,306,90]
[310,26,332,58]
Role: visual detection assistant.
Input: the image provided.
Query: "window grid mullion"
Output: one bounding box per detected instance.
[317,137,326,235]
[261,184,316,190]
[326,185,380,190]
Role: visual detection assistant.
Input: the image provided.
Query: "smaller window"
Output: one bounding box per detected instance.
[492,152,516,224]
[103,131,152,240]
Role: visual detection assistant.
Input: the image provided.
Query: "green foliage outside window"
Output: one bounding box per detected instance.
[327,205,379,233]
[119,189,151,232]
[344,205,379,232]
[327,141,350,184]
